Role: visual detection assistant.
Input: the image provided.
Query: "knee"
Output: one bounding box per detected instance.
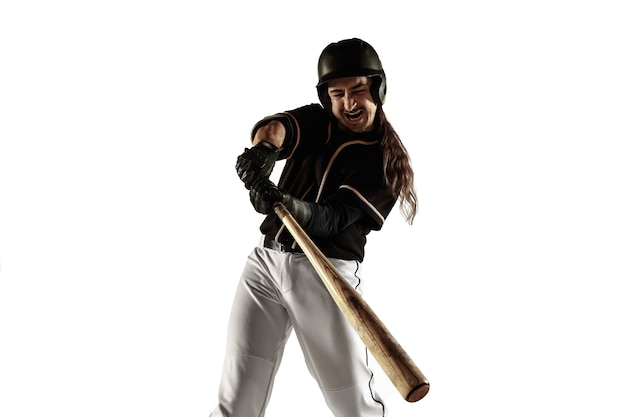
[322,385,386,417]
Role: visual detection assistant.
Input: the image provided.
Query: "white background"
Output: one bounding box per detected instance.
[1,1,625,416]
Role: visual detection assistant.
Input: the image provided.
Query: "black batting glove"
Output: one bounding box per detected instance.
[249,178,313,227]
[236,141,280,189]
[249,178,283,215]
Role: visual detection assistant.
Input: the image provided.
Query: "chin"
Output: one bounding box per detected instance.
[339,120,368,133]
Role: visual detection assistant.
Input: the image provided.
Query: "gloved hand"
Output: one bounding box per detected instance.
[249,178,313,227]
[235,141,280,189]
[249,178,283,215]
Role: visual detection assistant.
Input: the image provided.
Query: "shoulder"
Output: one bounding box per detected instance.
[283,103,327,122]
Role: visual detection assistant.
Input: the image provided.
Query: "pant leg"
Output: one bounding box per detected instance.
[282,255,386,417]
[210,248,292,417]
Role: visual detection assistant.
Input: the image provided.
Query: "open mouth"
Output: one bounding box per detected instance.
[345,109,364,120]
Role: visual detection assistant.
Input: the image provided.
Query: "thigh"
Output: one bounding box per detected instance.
[284,256,371,390]
[214,250,294,417]
[225,249,292,360]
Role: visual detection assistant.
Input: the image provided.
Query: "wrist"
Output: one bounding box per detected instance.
[284,195,313,228]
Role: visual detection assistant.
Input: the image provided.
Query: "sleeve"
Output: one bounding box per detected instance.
[336,149,397,231]
[339,183,396,231]
[250,104,329,160]
[304,189,366,237]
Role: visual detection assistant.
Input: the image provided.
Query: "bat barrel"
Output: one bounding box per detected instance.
[407,382,430,403]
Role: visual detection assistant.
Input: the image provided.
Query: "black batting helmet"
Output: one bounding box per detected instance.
[316,38,387,110]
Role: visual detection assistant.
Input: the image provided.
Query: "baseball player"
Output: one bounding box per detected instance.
[209,38,418,417]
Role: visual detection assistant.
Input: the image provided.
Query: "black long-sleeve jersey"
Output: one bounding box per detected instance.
[251,104,397,262]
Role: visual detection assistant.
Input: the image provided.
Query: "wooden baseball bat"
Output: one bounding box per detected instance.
[273,202,430,403]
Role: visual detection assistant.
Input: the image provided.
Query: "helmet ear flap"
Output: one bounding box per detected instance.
[371,73,387,105]
[317,84,331,111]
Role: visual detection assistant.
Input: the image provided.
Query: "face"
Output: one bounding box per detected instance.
[327,76,378,133]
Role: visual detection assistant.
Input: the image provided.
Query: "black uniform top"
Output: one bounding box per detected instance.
[252,104,397,262]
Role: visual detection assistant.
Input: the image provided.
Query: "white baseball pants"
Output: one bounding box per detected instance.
[209,241,386,417]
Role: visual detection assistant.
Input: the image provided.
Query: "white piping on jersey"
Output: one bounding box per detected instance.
[315,139,378,203]
[283,112,301,160]
[339,185,385,225]
[275,133,381,247]
[272,112,300,245]
[325,122,332,145]
[276,223,287,242]
[275,183,316,244]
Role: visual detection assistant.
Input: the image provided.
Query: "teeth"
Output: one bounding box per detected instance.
[346,110,363,119]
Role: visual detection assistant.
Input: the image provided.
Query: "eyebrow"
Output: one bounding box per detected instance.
[329,81,368,94]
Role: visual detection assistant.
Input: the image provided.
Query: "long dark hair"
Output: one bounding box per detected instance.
[377,109,418,224]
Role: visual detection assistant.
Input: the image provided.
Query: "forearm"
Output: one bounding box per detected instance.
[249,180,364,236]
[236,120,286,189]
[252,120,286,149]
[304,199,364,237]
